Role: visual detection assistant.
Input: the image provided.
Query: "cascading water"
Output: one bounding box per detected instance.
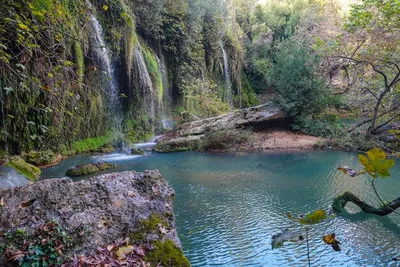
[221,43,232,107]
[155,53,174,129]
[133,46,156,124]
[0,83,8,158]
[86,0,122,131]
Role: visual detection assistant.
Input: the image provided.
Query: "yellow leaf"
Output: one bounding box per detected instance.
[300,210,327,225]
[0,197,4,207]
[115,245,134,260]
[359,148,396,178]
[103,5,109,11]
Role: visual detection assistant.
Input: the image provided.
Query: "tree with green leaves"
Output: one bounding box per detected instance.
[336,0,400,134]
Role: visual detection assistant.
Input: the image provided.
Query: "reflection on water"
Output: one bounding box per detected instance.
[40,150,400,266]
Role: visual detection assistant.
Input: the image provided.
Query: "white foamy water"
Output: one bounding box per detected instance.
[86,0,122,131]
[221,43,232,107]
[92,153,140,161]
[0,167,30,189]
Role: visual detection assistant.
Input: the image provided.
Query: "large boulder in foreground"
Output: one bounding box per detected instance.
[0,170,189,266]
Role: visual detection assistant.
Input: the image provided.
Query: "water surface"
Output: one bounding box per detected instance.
[40,150,400,267]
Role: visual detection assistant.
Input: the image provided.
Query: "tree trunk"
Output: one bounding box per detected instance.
[369,87,389,133]
[332,191,400,216]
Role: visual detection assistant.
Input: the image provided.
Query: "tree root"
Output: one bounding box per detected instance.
[332,191,400,216]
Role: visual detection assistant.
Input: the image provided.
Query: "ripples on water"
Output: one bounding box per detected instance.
[40,150,400,266]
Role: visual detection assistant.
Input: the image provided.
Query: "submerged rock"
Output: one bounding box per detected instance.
[0,170,187,265]
[66,162,115,177]
[6,156,41,181]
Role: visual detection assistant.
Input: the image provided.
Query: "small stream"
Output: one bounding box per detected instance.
[39,149,400,266]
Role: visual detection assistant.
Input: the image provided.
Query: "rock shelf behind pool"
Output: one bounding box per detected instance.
[66,162,115,177]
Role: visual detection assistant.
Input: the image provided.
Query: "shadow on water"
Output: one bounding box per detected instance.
[340,210,400,234]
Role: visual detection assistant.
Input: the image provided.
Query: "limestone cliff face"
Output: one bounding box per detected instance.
[0,170,186,265]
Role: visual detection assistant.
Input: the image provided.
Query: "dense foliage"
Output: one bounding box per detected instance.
[0,0,399,154]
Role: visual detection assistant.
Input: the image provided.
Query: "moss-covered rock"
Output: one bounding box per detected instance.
[154,136,202,153]
[131,148,145,155]
[6,156,41,181]
[66,162,115,177]
[96,144,115,153]
[130,214,169,243]
[145,240,191,267]
[24,150,61,167]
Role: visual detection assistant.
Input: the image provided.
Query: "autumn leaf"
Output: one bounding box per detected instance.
[158,224,167,235]
[20,199,35,208]
[0,197,4,207]
[271,229,304,249]
[289,210,328,225]
[358,148,395,178]
[115,245,134,260]
[152,184,160,196]
[323,233,341,251]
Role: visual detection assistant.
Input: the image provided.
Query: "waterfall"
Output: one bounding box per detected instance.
[0,84,8,158]
[221,44,232,107]
[155,53,173,124]
[0,167,30,189]
[86,0,122,131]
[133,46,155,123]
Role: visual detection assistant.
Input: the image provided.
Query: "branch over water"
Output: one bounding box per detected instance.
[332,191,400,216]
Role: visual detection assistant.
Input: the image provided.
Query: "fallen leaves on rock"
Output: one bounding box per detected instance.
[158,224,167,235]
[65,239,152,267]
[20,199,36,208]
[152,184,160,196]
[115,245,134,260]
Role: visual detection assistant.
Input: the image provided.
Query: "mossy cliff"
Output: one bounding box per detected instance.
[0,0,258,155]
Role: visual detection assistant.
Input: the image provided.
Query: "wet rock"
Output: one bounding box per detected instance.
[154,135,202,153]
[97,144,115,153]
[6,156,41,181]
[66,162,115,177]
[131,148,145,155]
[0,170,183,263]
